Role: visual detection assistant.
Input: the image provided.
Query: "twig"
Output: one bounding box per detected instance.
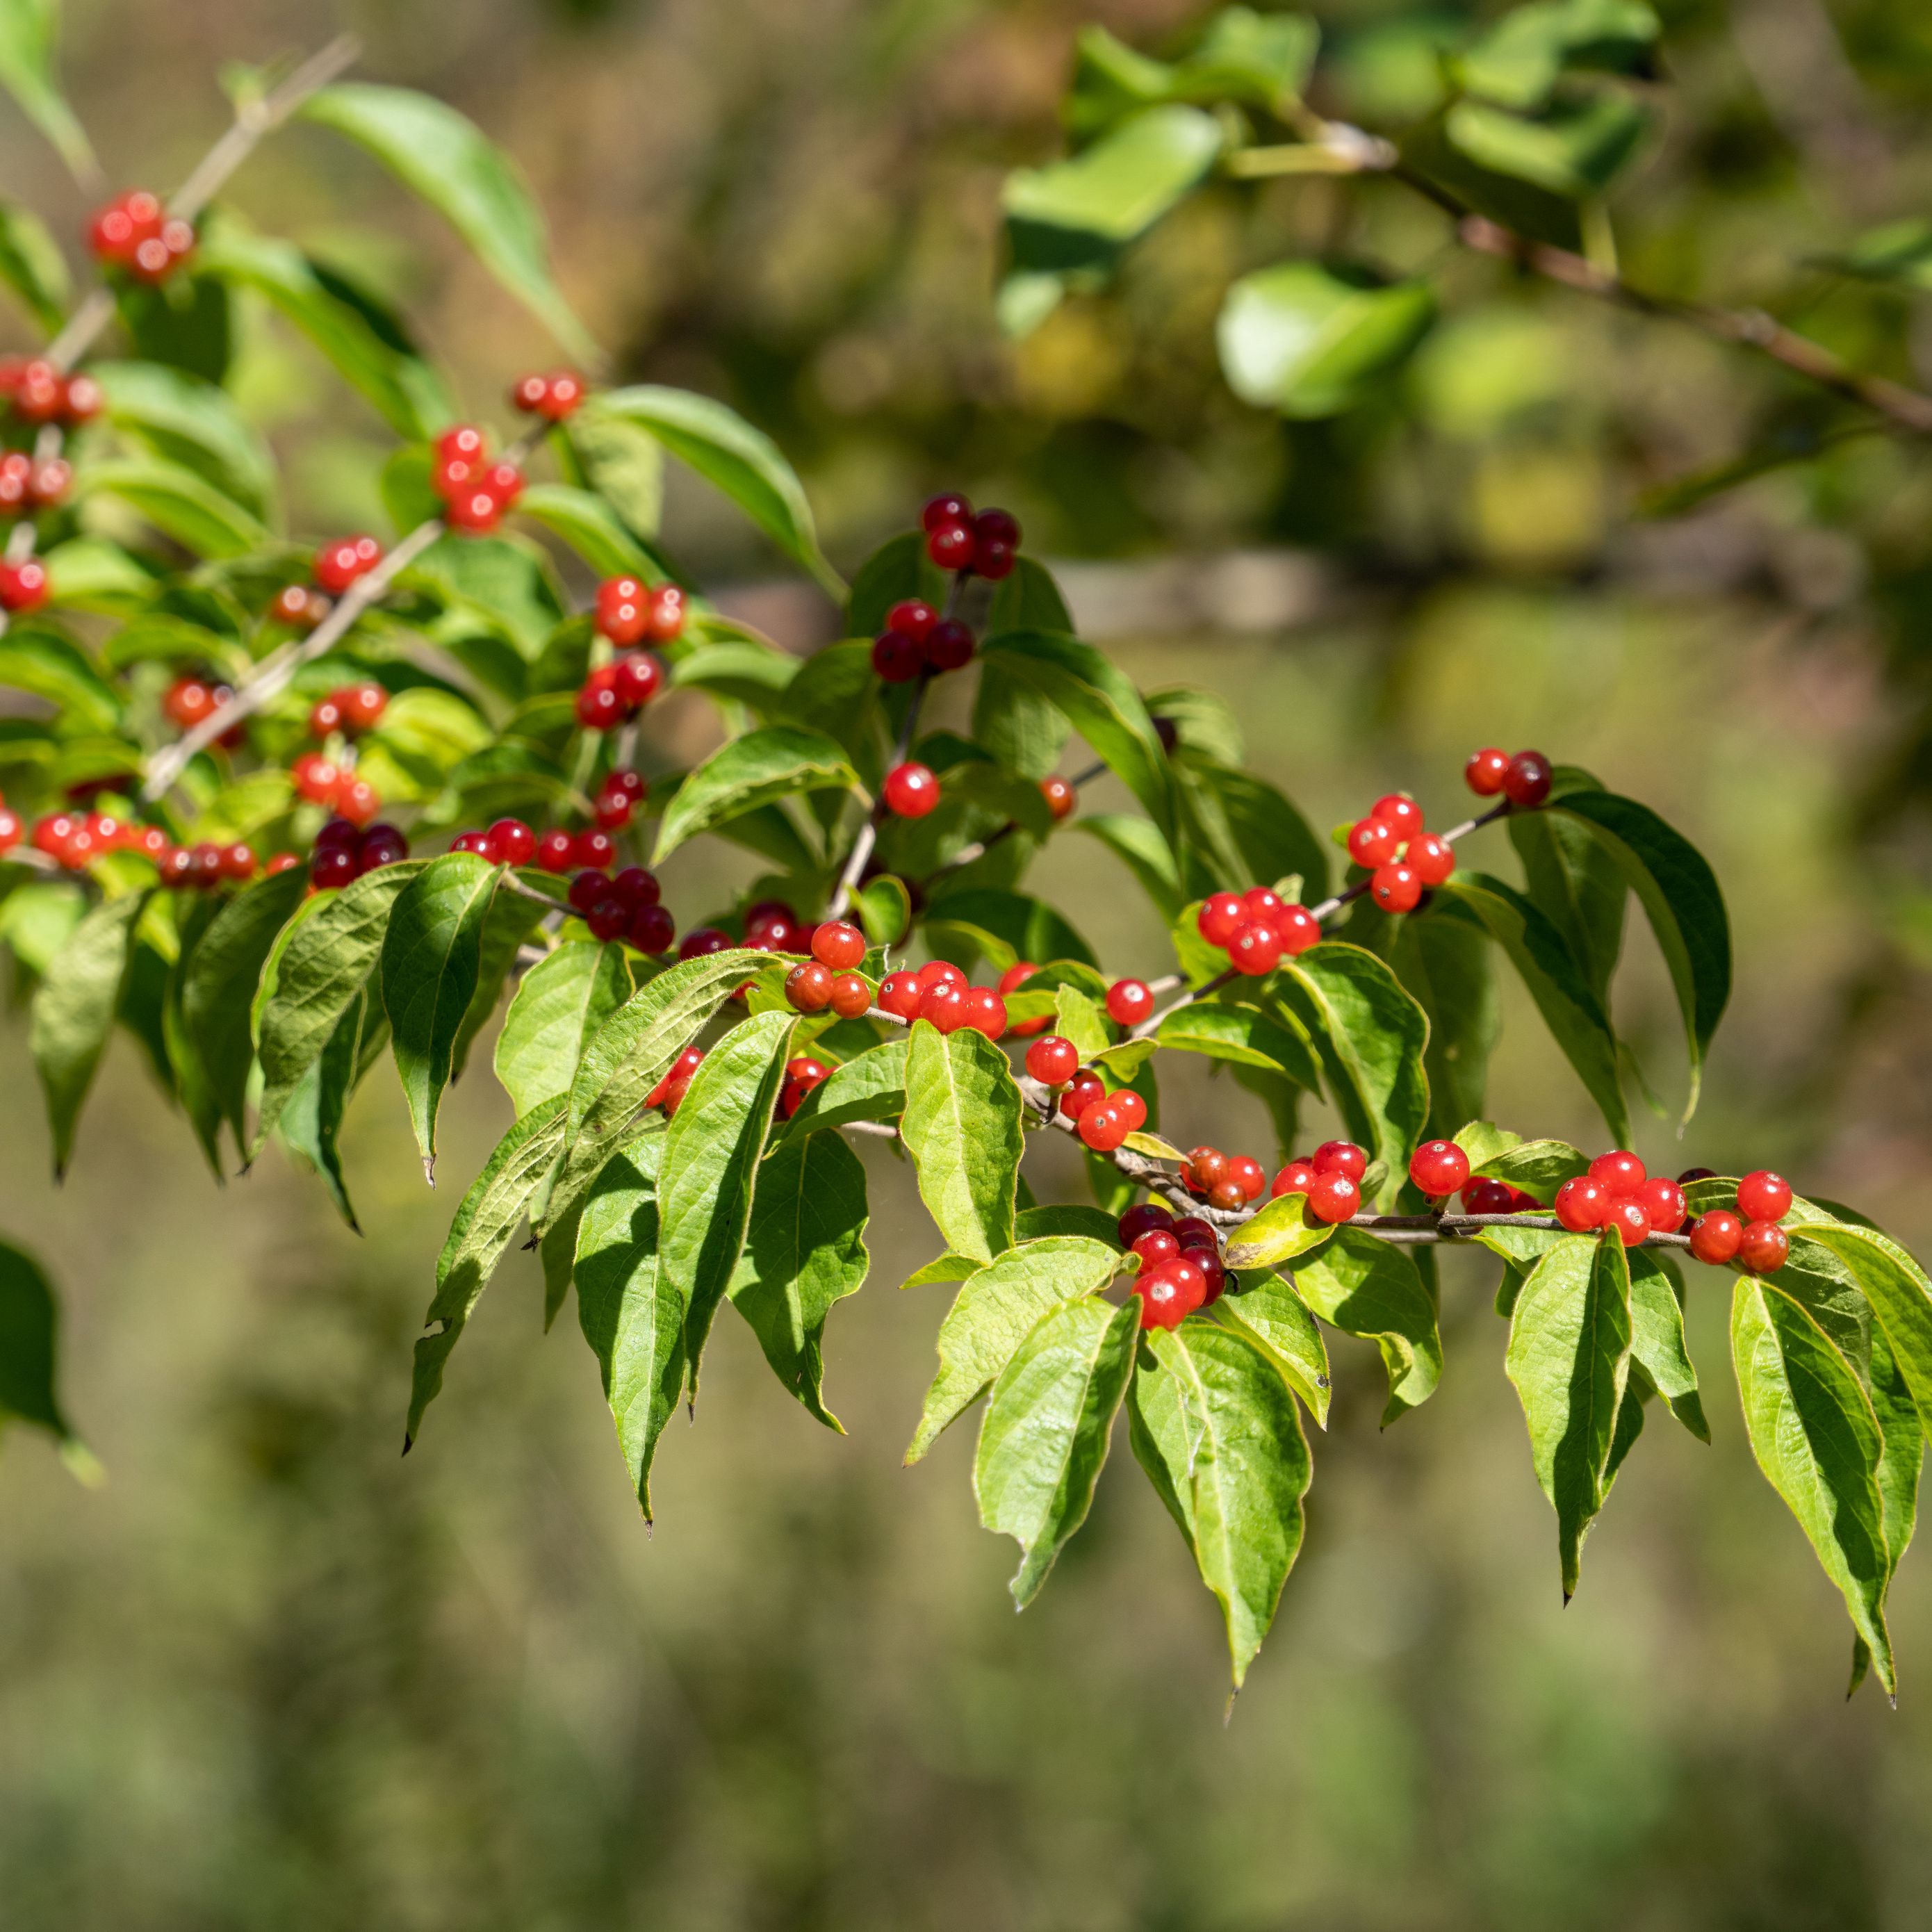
[827,670,928,919]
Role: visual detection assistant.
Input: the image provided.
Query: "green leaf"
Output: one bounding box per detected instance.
[1129,1318,1311,1685]
[845,530,946,638]
[652,724,855,863]
[1173,756,1331,903]
[278,980,387,1230]
[29,888,149,1179]
[0,625,120,728]
[1733,1277,1892,1696]
[1471,1136,1590,1199]
[450,876,549,1084]
[252,861,425,1158]
[1446,93,1650,200]
[515,482,660,579]
[1795,1220,1932,1448]
[974,1294,1140,1605]
[115,271,232,384]
[588,386,840,595]
[778,1038,906,1138]
[1436,872,1628,1144]
[1275,941,1430,1208]
[728,1129,871,1430]
[566,407,664,541]
[1076,813,1184,922]
[1218,1272,1333,1425]
[1505,1229,1632,1598]
[494,940,632,1118]
[0,196,69,331]
[1628,1250,1708,1441]
[979,630,1177,839]
[300,83,595,361]
[1509,800,1626,1006]
[0,0,94,175]
[900,1020,1026,1265]
[657,1008,794,1390]
[76,457,268,559]
[1218,262,1435,418]
[924,886,1097,974]
[1289,1227,1443,1423]
[853,873,911,949]
[1391,907,1499,1135]
[573,1131,684,1518]
[406,1096,569,1447]
[908,1237,1120,1461]
[379,853,499,1178]
[95,360,278,521]
[1156,997,1321,1089]
[1549,790,1730,1122]
[0,1236,79,1448]
[1860,1323,1924,1696]
[1460,0,1660,109]
[1224,1190,1336,1272]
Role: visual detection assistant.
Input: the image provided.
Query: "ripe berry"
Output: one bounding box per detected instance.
[483,819,535,867]
[59,373,102,424]
[960,987,1008,1039]
[28,458,70,507]
[1227,1154,1266,1202]
[1370,794,1424,841]
[1209,1178,1245,1212]
[1737,1170,1792,1223]
[1589,1149,1646,1198]
[587,897,631,942]
[1270,1159,1316,1199]
[1106,978,1154,1027]
[883,762,940,817]
[973,509,1021,580]
[923,492,971,531]
[337,778,379,826]
[311,846,358,890]
[1370,862,1421,914]
[596,576,651,646]
[645,585,686,641]
[786,960,834,1013]
[314,535,382,596]
[1503,751,1553,808]
[1196,1250,1228,1304]
[628,904,677,953]
[1409,1140,1471,1198]
[568,870,612,914]
[1463,1177,1517,1216]
[1109,1090,1147,1133]
[1197,892,1247,947]
[1464,748,1510,796]
[1555,1175,1610,1231]
[445,482,505,533]
[1276,904,1320,955]
[1243,886,1284,922]
[1405,834,1455,887]
[164,678,219,729]
[1135,1263,1190,1331]
[217,842,256,881]
[919,979,967,1031]
[291,753,340,803]
[272,585,325,628]
[1187,1147,1229,1192]
[575,829,617,871]
[1058,1070,1104,1120]
[829,972,872,1018]
[885,599,937,642]
[1636,1177,1687,1234]
[1040,776,1076,821]
[1172,1217,1218,1252]
[610,867,660,908]
[1677,1167,1717,1185]
[997,959,1049,1036]
[532,829,573,874]
[1608,1199,1651,1247]
[1227,921,1284,976]
[1687,1210,1744,1265]
[926,619,975,671]
[1738,1221,1790,1274]
[678,927,730,960]
[1307,1172,1361,1224]
[0,559,49,613]
[0,807,19,852]
[1026,1035,1079,1085]
[812,920,866,970]
[1348,817,1398,868]
[1132,1230,1180,1268]
[877,970,923,1020]
[1118,1204,1174,1245]
[871,629,924,682]
[0,451,28,510]
[926,520,975,571]
[575,670,624,730]
[12,359,64,422]
[1313,1140,1367,1181]
[359,824,409,871]
[612,652,664,710]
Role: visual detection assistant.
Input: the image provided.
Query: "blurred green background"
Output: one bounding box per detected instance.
[6,0,1932,1926]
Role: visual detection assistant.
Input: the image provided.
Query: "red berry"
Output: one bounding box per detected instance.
[1555,1175,1611,1231]
[593,791,634,832]
[339,681,388,730]
[922,492,972,532]
[0,559,48,613]
[1196,1250,1227,1305]
[926,521,975,571]
[1313,1141,1366,1182]
[645,585,686,641]
[1118,1204,1174,1245]
[1370,862,1421,914]
[596,577,650,645]
[1347,817,1398,867]
[1737,1170,1792,1223]
[13,360,63,421]
[483,819,535,867]
[609,867,660,909]
[612,652,664,709]
[871,630,924,682]
[1039,776,1076,821]
[1635,1177,1687,1234]
[786,960,835,1013]
[291,753,339,803]
[511,373,550,415]
[1405,834,1455,887]
[1602,1199,1648,1246]
[1588,1150,1646,1199]
[1058,1070,1105,1120]
[1186,1147,1229,1192]
[1463,1177,1517,1215]
[336,779,379,826]
[310,698,345,744]
[164,678,217,729]
[1227,1154,1266,1202]
[536,829,575,873]
[1503,751,1553,808]
[1307,1172,1361,1224]
[1197,892,1247,947]
[359,825,409,872]
[867,970,915,1019]
[575,830,616,874]
[1370,794,1423,841]
[960,987,1008,1038]
[1275,904,1321,955]
[919,979,967,1031]
[1738,1221,1790,1274]
[1688,1211,1744,1265]
[59,373,102,425]
[0,451,28,510]
[1409,1139,1471,1198]
[1113,1090,1148,1133]
[1026,1035,1079,1085]
[586,898,630,943]
[678,927,730,960]
[883,762,940,817]
[314,535,382,596]
[1105,978,1154,1027]
[311,846,358,890]
[445,483,504,532]
[28,458,70,507]
[1677,1167,1717,1185]
[0,807,19,852]
[1465,748,1510,796]
[218,842,257,881]
[629,903,676,955]
[574,671,621,731]
[568,869,612,913]
[1227,922,1284,976]
[1270,1159,1316,1199]
[1243,886,1284,922]
[828,972,871,1018]
[1172,1217,1218,1253]
[1079,1102,1129,1152]
[480,461,523,509]
[1133,1264,1186,1331]
[810,920,865,969]
[925,619,975,671]
[1132,1230,1181,1268]
[885,599,937,642]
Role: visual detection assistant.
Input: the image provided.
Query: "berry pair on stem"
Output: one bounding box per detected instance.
[1184,1144,1267,1213]
[306,680,388,739]
[0,449,72,512]
[1268,1140,1368,1224]
[869,599,974,683]
[1197,885,1320,976]
[432,425,523,534]
[88,190,195,282]
[922,493,1020,580]
[575,579,678,732]
[509,371,585,421]
[1464,746,1553,808]
[1118,1203,1227,1329]
[0,358,101,427]
[292,753,379,826]
[310,817,408,890]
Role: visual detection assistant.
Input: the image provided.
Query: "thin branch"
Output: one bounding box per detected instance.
[827,670,928,919]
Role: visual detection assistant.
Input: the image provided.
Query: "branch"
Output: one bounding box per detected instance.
[826,670,928,919]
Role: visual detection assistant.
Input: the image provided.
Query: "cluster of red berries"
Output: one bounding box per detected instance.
[921,493,1020,580]
[509,371,585,421]
[1343,793,1457,916]
[783,919,876,1019]
[869,598,975,684]
[1118,1202,1228,1329]
[310,817,409,890]
[307,680,389,739]
[562,862,674,953]
[883,761,940,819]
[1464,746,1555,806]
[0,557,49,614]
[575,576,683,730]
[432,425,523,534]
[0,448,72,513]
[877,959,1010,1040]
[1407,1138,1541,1215]
[1548,1152,1793,1271]
[88,190,194,283]
[590,767,648,830]
[17,801,262,888]
[530,821,619,875]
[270,584,331,629]
[1268,1140,1371,1224]
[646,1044,705,1115]
[780,1056,831,1119]
[1196,885,1321,976]
[1020,1036,1145,1149]
[1182,1143,1270,1211]
[0,358,101,429]
[291,753,379,826]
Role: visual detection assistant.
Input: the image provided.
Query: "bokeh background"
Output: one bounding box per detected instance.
[6,0,1932,1925]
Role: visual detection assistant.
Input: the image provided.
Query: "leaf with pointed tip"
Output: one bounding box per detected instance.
[1627,1250,1708,1441]
[406,1094,570,1446]
[1509,797,1626,1004]
[278,982,388,1230]
[1289,1227,1442,1423]
[1733,1276,1892,1695]
[29,888,149,1179]
[1173,756,1329,904]
[515,482,660,580]
[1155,997,1322,1090]
[252,861,425,1158]
[1129,1318,1311,1685]
[1506,1229,1632,1598]
[0,196,67,333]
[1472,1136,1590,1201]
[379,853,500,1177]
[899,1021,1026,1265]
[908,1236,1121,1462]
[657,1008,794,1391]
[974,1294,1139,1606]
[728,1129,871,1430]
[1218,1272,1332,1426]
[493,940,632,1118]
[777,1037,906,1138]
[574,1131,684,1518]
[0,1236,79,1448]
[652,725,855,863]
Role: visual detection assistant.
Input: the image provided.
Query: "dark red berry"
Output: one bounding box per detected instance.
[1172,1217,1218,1252]
[576,671,623,731]
[925,619,974,671]
[922,493,971,532]
[1503,751,1553,808]
[1118,1203,1174,1245]
[575,829,617,871]
[871,630,924,682]
[885,599,937,642]
[587,898,630,942]
[613,652,664,709]
[311,846,357,890]
[786,960,835,1013]
[926,521,975,571]
[536,829,575,874]
[678,927,730,960]
[1186,1147,1229,1192]
[359,824,409,871]
[568,869,612,914]
[1464,1178,1517,1216]
[609,867,660,909]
